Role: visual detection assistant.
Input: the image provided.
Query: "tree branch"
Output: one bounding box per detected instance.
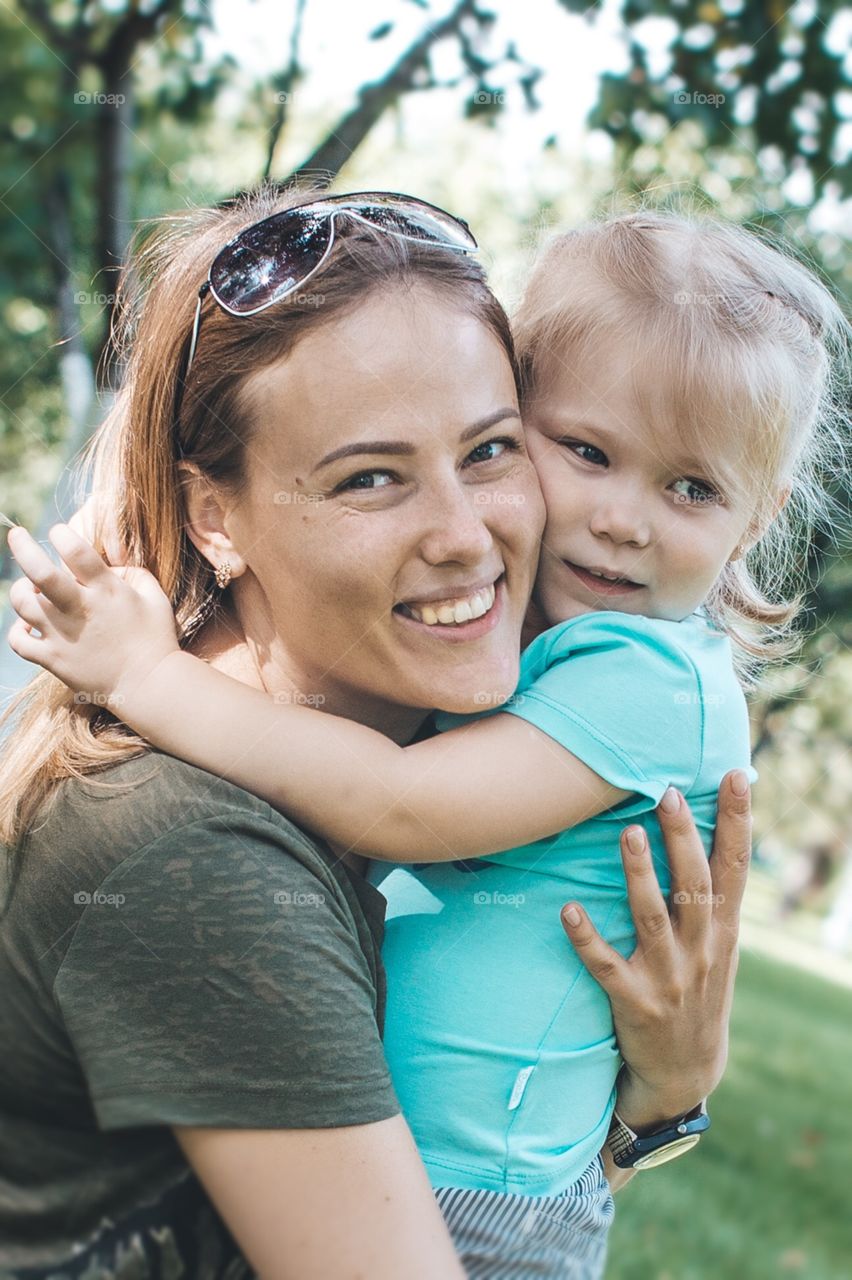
[263,0,309,180]
[95,0,185,75]
[17,0,86,61]
[287,0,482,182]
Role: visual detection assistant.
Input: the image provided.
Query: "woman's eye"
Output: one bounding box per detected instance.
[465,437,520,466]
[562,440,608,466]
[671,477,722,505]
[339,470,396,492]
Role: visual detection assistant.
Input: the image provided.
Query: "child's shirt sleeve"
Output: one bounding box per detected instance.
[446,612,711,813]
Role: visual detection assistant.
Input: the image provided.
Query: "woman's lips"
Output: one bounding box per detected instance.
[565,562,644,596]
[394,576,505,642]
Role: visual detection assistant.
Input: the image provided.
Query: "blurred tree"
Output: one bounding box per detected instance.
[1,0,226,498]
[1,0,849,705]
[3,0,847,427]
[561,0,852,201]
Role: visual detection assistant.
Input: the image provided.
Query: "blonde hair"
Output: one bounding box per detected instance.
[514,210,851,683]
[0,183,516,848]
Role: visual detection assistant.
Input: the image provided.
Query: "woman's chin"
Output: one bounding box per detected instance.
[430,669,520,717]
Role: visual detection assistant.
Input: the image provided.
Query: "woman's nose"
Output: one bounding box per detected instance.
[418,482,495,567]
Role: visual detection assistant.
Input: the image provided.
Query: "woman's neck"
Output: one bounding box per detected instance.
[190,607,427,875]
[191,606,430,746]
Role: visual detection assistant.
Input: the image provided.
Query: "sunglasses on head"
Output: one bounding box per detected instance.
[182,191,479,376]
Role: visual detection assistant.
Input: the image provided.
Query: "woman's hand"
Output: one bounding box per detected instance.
[562,771,752,1130]
[6,522,180,711]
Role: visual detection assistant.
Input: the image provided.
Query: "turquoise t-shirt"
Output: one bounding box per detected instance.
[369,610,756,1195]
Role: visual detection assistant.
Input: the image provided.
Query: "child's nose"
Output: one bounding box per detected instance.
[589,493,651,548]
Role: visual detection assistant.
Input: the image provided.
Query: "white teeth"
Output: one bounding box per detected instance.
[404,582,497,627]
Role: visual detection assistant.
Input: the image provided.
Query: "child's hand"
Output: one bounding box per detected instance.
[5,522,180,710]
[67,492,128,567]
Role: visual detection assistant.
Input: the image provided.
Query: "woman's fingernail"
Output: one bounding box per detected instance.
[563,905,582,927]
[659,786,681,814]
[730,770,749,796]
[626,827,646,855]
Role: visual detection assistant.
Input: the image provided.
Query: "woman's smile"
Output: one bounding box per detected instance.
[394,574,504,637]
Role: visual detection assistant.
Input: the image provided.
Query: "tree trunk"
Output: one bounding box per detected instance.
[94,75,135,380]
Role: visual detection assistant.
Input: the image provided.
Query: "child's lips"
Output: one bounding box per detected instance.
[564,562,645,595]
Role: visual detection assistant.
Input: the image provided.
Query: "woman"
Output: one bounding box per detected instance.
[0,187,751,1279]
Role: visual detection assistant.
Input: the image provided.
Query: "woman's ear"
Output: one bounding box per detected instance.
[177,463,248,580]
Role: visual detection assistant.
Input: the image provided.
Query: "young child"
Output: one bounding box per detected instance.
[7,212,847,1276]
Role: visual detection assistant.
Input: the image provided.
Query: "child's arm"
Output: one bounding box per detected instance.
[6,523,629,862]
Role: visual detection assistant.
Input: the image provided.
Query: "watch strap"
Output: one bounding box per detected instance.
[608,1098,710,1168]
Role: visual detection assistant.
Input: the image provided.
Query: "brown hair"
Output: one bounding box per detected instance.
[514,210,851,683]
[0,183,517,847]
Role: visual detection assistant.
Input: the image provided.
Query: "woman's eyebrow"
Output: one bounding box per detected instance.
[311,408,521,472]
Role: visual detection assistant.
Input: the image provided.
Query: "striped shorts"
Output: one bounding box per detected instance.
[434,1155,614,1279]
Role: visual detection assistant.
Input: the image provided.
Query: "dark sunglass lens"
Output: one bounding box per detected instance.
[343,203,476,251]
[210,212,331,313]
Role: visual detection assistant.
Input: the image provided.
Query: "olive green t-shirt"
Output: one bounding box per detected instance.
[0,750,399,1276]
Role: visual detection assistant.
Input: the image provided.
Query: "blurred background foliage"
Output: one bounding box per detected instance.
[0,4,850,1270]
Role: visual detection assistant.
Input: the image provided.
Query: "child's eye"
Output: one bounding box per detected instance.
[465,437,522,466]
[338,470,397,492]
[561,439,609,466]
[671,477,722,505]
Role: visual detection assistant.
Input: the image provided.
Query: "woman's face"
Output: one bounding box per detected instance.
[223,286,545,734]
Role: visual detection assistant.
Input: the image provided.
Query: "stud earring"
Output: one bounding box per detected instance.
[214,561,232,590]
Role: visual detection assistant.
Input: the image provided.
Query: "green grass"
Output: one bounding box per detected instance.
[605,950,852,1280]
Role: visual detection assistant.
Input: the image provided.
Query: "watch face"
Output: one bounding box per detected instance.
[634,1133,701,1169]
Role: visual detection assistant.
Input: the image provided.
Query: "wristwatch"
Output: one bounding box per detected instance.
[606,1099,710,1169]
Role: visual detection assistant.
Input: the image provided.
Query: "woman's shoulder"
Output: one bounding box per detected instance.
[2,752,397,1148]
[7,750,380,979]
[25,748,333,869]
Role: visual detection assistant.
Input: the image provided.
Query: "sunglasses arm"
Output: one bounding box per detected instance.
[185,280,212,376]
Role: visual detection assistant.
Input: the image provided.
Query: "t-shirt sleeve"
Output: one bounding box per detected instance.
[54,807,400,1132]
[501,613,705,808]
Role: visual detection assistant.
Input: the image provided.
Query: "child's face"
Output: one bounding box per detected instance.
[523,342,757,626]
